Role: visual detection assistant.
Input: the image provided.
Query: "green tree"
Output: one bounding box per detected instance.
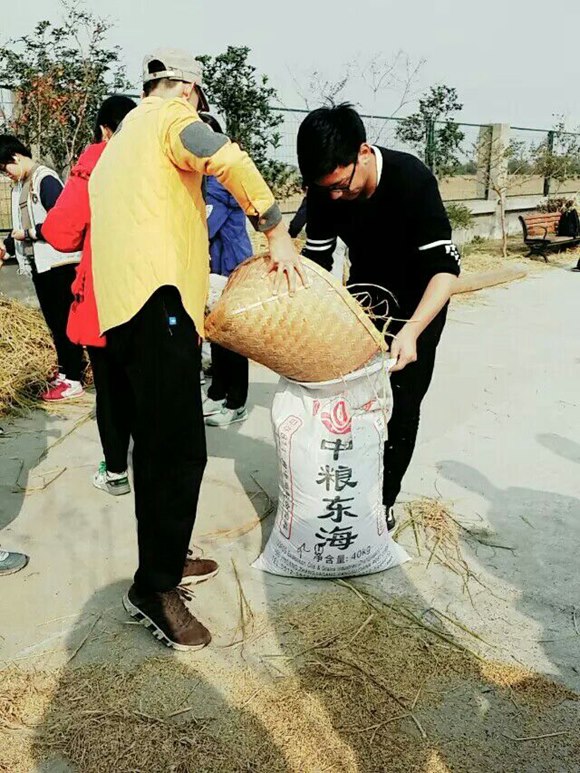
[196,46,300,198]
[445,202,473,231]
[531,118,580,188]
[396,85,465,177]
[0,2,129,176]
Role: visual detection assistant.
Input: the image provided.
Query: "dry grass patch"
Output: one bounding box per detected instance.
[0,296,54,416]
[1,589,577,773]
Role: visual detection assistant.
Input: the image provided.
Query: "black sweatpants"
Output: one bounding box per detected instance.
[106,286,207,593]
[87,346,132,475]
[32,263,84,382]
[207,343,249,409]
[383,309,447,509]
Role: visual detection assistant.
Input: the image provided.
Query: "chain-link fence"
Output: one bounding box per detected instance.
[505,126,580,198]
[507,127,548,197]
[271,108,493,203]
[2,84,580,220]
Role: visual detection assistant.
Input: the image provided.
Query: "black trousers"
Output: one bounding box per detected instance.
[207,343,249,409]
[383,309,447,509]
[32,263,84,382]
[106,286,207,593]
[87,346,132,474]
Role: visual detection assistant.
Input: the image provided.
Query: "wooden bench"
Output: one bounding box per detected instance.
[519,212,580,261]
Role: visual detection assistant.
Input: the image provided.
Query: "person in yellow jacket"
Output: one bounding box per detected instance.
[90,49,304,651]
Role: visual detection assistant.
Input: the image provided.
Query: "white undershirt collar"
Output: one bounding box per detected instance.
[371,146,383,187]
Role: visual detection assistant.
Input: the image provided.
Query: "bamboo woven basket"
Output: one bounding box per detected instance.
[205,256,387,382]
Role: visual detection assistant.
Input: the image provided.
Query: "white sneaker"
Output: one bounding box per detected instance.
[93,462,131,496]
[0,549,29,575]
[203,395,225,417]
[205,406,248,427]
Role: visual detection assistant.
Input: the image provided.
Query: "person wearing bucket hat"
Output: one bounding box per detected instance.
[89,47,304,652]
[297,103,461,533]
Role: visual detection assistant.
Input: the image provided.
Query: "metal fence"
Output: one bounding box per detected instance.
[272,109,494,202]
[272,109,580,203]
[507,127,549,197]
[507,125,580,198]
[2,83,580,226]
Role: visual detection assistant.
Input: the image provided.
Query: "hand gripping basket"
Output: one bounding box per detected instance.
[205,256,387,382]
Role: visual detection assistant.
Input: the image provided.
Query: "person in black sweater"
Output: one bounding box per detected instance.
[288,191,308,238]
[297,104,460,531]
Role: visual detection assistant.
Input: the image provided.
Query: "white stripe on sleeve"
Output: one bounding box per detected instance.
[418,239,453,251]
[305,241,337,252]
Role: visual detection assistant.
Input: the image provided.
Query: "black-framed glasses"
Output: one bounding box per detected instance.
[316,158,358,193]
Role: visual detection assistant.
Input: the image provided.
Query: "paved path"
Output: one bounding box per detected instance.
[1,261,579,696]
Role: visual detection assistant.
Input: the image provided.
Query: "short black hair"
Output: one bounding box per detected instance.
[297,103,366,184]
[143,79,169,97]
[199,112,223,134]
[0,135,32,166]
[93,95,137,142]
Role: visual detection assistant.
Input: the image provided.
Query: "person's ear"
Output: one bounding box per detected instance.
[359,143,373,165]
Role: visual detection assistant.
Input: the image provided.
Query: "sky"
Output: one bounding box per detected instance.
[3,0,580,130]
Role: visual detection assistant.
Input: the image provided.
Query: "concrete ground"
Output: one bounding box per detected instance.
[0,260,38,307]
[0,258,579,768]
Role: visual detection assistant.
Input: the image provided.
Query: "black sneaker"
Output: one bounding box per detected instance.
[386,507,397,532]
[122,583,211,651]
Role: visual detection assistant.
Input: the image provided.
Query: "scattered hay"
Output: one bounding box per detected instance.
[1,591,577,773]
[461,236,580,274]
[395,498,487,600]
[479,661,578,709]
[0,296,94,418]
[0,296,54,416]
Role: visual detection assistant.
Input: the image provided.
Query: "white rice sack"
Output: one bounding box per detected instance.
[254,358,410,578]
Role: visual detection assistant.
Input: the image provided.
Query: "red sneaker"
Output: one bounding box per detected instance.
[41,379,84,402]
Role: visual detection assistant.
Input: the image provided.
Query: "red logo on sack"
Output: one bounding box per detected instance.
[321,400,352,435]
[362,400,376,412]
[312,399,321,417]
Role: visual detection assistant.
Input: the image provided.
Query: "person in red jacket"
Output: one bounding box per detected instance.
[41,95,137,496]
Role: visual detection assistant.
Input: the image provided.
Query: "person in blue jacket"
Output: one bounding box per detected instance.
[200,113,253,427]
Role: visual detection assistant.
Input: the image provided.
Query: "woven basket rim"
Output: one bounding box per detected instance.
[227,254,388,352]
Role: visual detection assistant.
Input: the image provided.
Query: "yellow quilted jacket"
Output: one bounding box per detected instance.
[89,96,281,336]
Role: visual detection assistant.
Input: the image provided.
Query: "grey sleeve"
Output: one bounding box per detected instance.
[178,120,282,232]
[179,122,229,158]
[248,203,282,233]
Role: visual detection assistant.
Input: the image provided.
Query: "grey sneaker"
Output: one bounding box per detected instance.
[202,395,225,417]
[205,406,248,427]
[93,462,131,496]
[0,549,29,576]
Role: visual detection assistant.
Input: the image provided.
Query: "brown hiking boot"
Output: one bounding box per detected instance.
[181,551,219,586]
[123,584,211,651]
